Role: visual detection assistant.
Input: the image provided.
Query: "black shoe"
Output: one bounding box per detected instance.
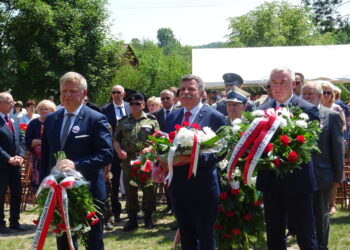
[114,215,121,223]
[9,224,26,231]
[144,218,154,229]
[123,220,138,232]
[0,225,11,234]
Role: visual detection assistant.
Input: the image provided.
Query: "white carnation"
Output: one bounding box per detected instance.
[251,110,265,117]
[230,181,240,190]
[279,118,288,128]
[176,128,195,147]
[250,176,257,186]
[296,120,308,129]
[232,125,241,135]
[299,113,309,121]
[233,168,241,177]
[232,118,242,125]
[218,159,228,170]
[201,126,216,141]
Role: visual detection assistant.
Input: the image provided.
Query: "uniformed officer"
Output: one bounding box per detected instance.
[113,92,159,231]
[225,86,249,125]
[216,72,256,114]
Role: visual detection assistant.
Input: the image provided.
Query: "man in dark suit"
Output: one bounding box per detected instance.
[301,81,344,250]
[0,92,25,234]
[153,89,175,131]
[257,67,319,250]
[101,85,130,223]
[165,74,226,249]
[40,72,113,250]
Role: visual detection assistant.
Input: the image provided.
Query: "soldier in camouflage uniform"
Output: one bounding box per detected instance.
[113,93,159,231]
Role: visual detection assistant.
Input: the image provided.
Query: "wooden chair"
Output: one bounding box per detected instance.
[336,165,350,209]
[20,150,35,211]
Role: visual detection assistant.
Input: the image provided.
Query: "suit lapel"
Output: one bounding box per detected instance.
[52,109,64,149]
[65,106,86,145]
[192,106,207,126]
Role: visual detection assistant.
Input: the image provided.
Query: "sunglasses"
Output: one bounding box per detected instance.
[323,91,332,96]
[295,81,302,86]
[112,91,122,95]
[161,97,170,101]
[129,102,142,106]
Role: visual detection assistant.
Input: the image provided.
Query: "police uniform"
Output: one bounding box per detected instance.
[114,93,159,231]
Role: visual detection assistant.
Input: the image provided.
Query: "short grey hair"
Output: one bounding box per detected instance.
[60,72,87,91]
[301,81,323,96]
[160,89,174,97]
[112,85,125,92]
[270,67,295,82]
[0,92,12,103]
[181,74,205,91]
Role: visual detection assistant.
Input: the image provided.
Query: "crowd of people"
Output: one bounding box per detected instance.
[0,68,348,250]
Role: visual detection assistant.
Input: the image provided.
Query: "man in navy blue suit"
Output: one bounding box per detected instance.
[40,72,113,250]
[258,67,319,250]
[101,84,130,223]
[165,74,226,249]
[0,92,25,234]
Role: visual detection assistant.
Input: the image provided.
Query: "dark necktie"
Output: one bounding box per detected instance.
[5,115,14,133]
[184,111,192,123]
[165,110,170,121]
[61,113,73,148]
[117,106,124,117]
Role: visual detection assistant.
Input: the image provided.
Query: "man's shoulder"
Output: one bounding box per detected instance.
[146,113,157,120]
[101,102,113,112]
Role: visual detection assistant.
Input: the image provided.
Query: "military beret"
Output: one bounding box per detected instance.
[127,92,144,102]
[223,73,244,85]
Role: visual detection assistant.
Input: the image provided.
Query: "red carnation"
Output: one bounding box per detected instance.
[182,121,190,127]
[20,123,28,131]
[192,123,201,130]
[219,192,228,200]
[53,229,62,234]
[288,151,298,163]
[280,135,290,146]
[224,233,232,239]
[231,188,240,196]
[264,143,274,153]
[217,205,223,213]
[85,211,96,220]
[232,228,241,235]
[213,224,223,230]
[272,158,282,167]
[139,173,148,182]
[57,223,66,231]
[169,131,176,140]
[33,220,39,225]
[174,124,182,130]
[90,217,100,226]
[253,200,262,206]
[130,171,137,178]
[225,210,234,217]
[296,135,305,143]
[240,131,245,137]
[244,213,252,221]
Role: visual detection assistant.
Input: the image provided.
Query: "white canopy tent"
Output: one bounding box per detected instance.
[192,44,350,88]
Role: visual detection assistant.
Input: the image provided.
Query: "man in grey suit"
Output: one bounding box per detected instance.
[301,81,344,250]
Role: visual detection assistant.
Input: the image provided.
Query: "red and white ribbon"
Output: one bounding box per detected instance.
[188,133,200,179]
[33,176,75,250]
[130,159,153,173]
[227,108,286,185]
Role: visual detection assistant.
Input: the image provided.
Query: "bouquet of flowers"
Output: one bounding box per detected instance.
[148,121,222,184]
[20,123,27,136]
[215,107,320,249]
[128,158,154,187]
[33,152,100,250]
[222,107,320,184]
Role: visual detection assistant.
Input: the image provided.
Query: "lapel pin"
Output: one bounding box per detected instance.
[72,126,80,133]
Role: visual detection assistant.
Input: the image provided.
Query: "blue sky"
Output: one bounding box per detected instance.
[107,0,302,46]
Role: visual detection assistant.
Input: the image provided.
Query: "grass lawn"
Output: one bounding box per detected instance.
[0,204,349,249]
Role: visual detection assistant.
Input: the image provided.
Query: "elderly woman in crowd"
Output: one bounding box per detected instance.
[12,101,26,121]
[25,100,56,191]
[147,96,162,113]
[321,81,346,215]
[20,100,39,125]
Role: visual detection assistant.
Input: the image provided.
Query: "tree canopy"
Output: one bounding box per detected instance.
[0,0,122,102]
[226,1,335,47]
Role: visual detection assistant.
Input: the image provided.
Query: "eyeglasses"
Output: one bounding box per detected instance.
[323,91,332,96]
[295,81,302,86]
[129,102,142,106]
[112,91,122,95]
[161,97,170,101]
